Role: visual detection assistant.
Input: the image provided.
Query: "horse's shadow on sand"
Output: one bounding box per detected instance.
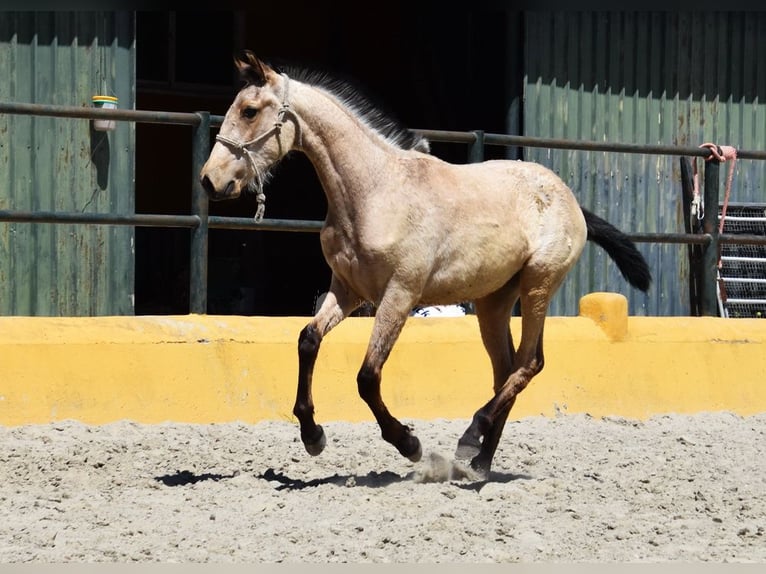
[155,470,238,486]
[155,467,530,492]
[256,468,530,491]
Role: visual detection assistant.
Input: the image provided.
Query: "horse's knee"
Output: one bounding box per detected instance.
[356,364,380,403]
[298,324,321,357]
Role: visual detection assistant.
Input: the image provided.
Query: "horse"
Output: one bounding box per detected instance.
[199,51,652,480]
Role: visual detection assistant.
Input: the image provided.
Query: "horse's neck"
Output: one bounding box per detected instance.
[293,84,395,210]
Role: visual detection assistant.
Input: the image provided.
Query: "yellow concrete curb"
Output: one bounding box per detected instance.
[0,292,764,426]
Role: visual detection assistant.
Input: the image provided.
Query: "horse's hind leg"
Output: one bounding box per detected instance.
[356,286,422,462]
[455,277,519,475]
[458,270,558,478]
[294,275,361,456]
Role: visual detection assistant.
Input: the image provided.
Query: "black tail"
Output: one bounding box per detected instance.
[582,208,652,292]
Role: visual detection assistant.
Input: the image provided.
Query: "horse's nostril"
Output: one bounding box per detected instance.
[200,174,216,197]
[200,175,236,201]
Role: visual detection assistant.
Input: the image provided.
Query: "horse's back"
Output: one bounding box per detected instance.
[390,155,588,302]
[416,156,586,242]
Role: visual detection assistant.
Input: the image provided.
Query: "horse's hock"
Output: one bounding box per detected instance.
[0,291,764,427]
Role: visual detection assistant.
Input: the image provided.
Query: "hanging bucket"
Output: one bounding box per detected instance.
[92,95,119,132]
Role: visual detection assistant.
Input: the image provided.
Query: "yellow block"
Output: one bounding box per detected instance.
[578,291,628,341]
[0,293,764,426]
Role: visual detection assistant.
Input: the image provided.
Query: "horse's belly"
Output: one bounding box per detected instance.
[421,253,526,304]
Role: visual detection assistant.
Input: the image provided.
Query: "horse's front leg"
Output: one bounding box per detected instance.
[357,288,422,462]
[294,276,360,456]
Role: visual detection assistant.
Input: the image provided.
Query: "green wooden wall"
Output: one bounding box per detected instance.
[0,12,135,316]
[523,11,766,316]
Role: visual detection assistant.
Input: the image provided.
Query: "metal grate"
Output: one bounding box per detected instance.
[718,203,766,318]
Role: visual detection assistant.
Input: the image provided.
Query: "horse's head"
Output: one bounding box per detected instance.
[200,51,299,203]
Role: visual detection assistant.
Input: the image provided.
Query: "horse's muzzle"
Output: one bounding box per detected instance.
[200,175,239,201]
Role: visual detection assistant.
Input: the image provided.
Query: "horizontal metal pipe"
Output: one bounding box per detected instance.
[721,256,766,263]
[626,232,711,245]
[208,216,323,232]
[627,233,766,246]
[214,117,766,161]
[0,210,200,228]
[3,211,764,249]
[410,128,766,160]
[0,210,323,233]
[720,277,766,284]
[5,102,766,160]
[412,129,478,144]
[0,102,201,126]
[719,234,766,246]
[718,216,766,222]
[480,133,766,160]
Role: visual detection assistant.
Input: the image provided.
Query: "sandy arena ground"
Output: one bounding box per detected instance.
[1,412,764,563]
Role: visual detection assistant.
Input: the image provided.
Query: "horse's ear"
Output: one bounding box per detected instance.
[233,50,271,86]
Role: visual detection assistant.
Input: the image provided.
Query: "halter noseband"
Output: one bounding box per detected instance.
[215,73,298,222]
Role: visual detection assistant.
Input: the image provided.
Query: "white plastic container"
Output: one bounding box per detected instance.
[92,95,118,131]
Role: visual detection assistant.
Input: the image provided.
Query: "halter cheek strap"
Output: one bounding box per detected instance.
[215,73,298,222]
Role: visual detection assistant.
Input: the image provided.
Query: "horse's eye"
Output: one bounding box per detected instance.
[242,107,258,119]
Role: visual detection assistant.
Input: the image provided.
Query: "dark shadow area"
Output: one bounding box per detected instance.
[88,124,111,191]
[257,468,412,491]
[455,471,534,493]
[257,467,533,491]
[152,463,532,490]
[134,228,190,314]
[155,469,238,486]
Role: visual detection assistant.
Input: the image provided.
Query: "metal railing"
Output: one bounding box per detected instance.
[1,101,765,317]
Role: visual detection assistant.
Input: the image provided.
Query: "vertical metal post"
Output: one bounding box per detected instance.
[701,156,720,317]
[468,130,485,164]
[189,112,210,314]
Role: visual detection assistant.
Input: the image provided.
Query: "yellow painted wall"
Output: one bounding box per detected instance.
[0,293,764,426]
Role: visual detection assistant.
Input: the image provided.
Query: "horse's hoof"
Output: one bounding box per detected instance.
[455,437,481,460]
[303,425,326,456]
[399,435,422,462]
[407,439,423,463]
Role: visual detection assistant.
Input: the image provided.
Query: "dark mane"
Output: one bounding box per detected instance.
[274,63,430,153]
